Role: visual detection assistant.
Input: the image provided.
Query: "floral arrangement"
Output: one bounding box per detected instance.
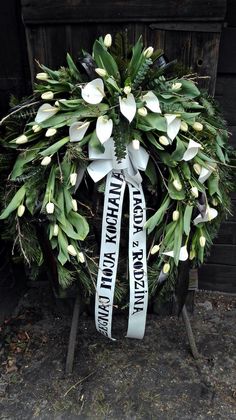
[0,33,234,310]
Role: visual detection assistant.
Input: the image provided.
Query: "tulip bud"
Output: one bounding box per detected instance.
[171,82,182,91]
[212,198,218,206]
[16,134,28,144]
[199,236,206,247]
[150,244,160,255]
[189,249,196,260]
[172,210,180,221]
[53,224,59,236]
[163,263,170,274]
[67,244,77,256]
[132,139,140,150]
[192,122,203,132]
[143,47,154,58]
[78,252,85,263]
[45,128,57,137]
[41,91,54,100]
[124,86,131,95]
[159,135,169,146]
[95,68,107,77]
[138,107,148,117]
[46,202,54,214]
[36,72,49,80]
[173,179,182,191]
[72,199,78,212]
[41,156,52,166]
[32,124,42,133]
[17,204,25,217]
[70,173,77,186]
[190,186,199,198]
[180,121,188,132]
[193,163,202,175]
[104,34,112,48]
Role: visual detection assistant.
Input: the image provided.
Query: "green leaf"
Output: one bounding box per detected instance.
[127,36,144,79]
[93,40,120,79]
[139,114,167,132]
[68,211,89,240]
[216,144,226,163]
[59,219,83,240]
[168,178,185,200]
[183,205,193,236]
[66,53,82,81]
[40,137,69,157]
[181,162,191,180]
[171,138,186,161]
[146,132,164,150]
[207,174,220,196]
[11,141,46,180]
[145,159,157,186]
[0,185,26,219]
[174,216,183,265]
[145,196,171,234]
[89,130,105,152]
[63,188,73,214]
[57,230,69,265]
[178,79,200,98]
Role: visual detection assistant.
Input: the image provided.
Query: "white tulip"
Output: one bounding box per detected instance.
[16,134,28,144]
[193,122,203,132]
[32,124,42,133]
[41,156,52,166]
[36,72,48,80]
[53,224,59,236]
[124,86,131,95]
[104,34,112,48]
[150,244,160,255]
[163,263,170,274]
[138,107,148,117]
[70,173,77,186]
[180,121,188,132]
[190,186,199,198]
[41,91,54,100]
[95,68,107,77]
[189,249,196,260]
[72,199,78,212]
[78,252,85,263]
[143,47,154,58]
[159,135,169,146]
[199,236,206,247]
[45,128,57,137]
[171,82,182,91]
[173,179,182,191]
[46,202,54,214]
[67,244,77,256]
[132,139,140,150]
[17,204,25,217]
[193,163,202,175]
[172,210,180,221]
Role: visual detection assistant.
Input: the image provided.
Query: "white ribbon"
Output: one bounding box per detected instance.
[87,138,149,340]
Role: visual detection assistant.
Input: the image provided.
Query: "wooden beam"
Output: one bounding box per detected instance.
[21,0,227,24]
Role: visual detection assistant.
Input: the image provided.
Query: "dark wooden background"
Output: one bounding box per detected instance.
[0,0,235,293]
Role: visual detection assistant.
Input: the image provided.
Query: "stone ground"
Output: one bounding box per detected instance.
[0,287,236,419]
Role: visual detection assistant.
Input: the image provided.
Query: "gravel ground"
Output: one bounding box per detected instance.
[0,287,236,419]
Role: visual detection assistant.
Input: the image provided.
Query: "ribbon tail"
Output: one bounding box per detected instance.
[126,183,148,339]
[95,170,126,340]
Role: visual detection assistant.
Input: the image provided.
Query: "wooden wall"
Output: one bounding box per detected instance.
[198,1,236,292]
[0,0,235,293]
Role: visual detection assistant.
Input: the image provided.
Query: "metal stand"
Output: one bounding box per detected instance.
[65,295,81,374]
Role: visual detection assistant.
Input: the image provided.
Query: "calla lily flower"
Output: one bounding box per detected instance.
[162,245,188,261]
[165,114,181,142]
[96,116,113,144]
[119,93,136,123]
[35,103,58,123]
[181,139,202,161]
[142,91,161,113]
[69,121,90,142]
[198,166,213,183]
[193,206,218,225]
[81,78,105,104]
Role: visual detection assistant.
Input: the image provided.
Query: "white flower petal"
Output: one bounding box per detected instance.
[81,78,105,104]
[35,103,58,123]
[182,139,201,161]
[165,114,181,141]
[96,116,113,144]
[143,91,161,113]
[119,93,136,123]
[69,121,90,142]
[162,245,188,261]
[198,166,212,183]
[193,207,218,225]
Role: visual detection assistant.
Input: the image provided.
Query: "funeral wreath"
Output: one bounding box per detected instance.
[0,34,234,339]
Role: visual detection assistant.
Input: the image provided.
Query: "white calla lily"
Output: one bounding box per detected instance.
[69,121,90,142]
[162,245,188,261]
[142,91,161,113]
[119,93,136,123]
[35,103,58,124]
[182,139,202,161]
[193,206,218,225]
[96,116,113,144]
[81,78,105,104]
[165,114,181,142]
[198,166,213,183]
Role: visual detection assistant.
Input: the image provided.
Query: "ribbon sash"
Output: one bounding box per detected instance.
[95,170,148,340]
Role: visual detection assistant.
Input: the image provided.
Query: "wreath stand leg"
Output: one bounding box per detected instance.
[65,295,80,374]
[181,304,199,359]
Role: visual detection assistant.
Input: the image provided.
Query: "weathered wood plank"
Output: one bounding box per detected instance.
[206,244,236,265]
[217,28,236,73]
[226,0,236,27]
[215,222,236,245]
[199,263,236,293]
[215,76,236,125]
[21,0,227,23]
